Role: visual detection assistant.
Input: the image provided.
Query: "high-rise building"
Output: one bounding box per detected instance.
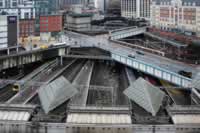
[40,14,63,33]
[34,0,49,35]
[150,0,200,36]
[94,0,108,13]
[63,0,92,5]
[121,0,151,19]
[0,0,18,8]
[0,15,18,49]
[0,0,35,19]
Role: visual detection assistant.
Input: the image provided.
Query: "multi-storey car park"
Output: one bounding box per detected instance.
[0,27,200,132]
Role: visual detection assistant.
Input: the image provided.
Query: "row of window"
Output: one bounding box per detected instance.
[160,1,196,7]
[0,0,17,8]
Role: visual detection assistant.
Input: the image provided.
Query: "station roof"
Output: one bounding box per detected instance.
[123,78,165,116]
[168,105,200,124]
[172,114,200,124]
[0,111,30,121]
[39,76,78,114]
[67,113,132,124]
[0,104,36,122]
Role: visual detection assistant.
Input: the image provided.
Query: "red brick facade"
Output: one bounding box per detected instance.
[19,19,35,37]
[40,15,63,32]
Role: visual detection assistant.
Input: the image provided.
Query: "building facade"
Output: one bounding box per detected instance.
[63,0,93,5]
[151,0,200,36]
[19,19,35,37]
[0,0,35,19]
[94,0,108,13]
[121,0,151,19]
[0,15,18,49]
[65,13,92,31]
[40,15,63,33]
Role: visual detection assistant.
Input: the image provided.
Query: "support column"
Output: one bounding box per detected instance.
[7,48,10,55]
[58,48,66,66]
[60,56,63,66]
[16,46,19,53]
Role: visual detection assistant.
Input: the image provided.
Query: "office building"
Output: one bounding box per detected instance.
[40,14,63,33]
[65,12,92,31]
[0,15,18,49]
[121,0,151,19]
[0,0,35,19]
[95,0,107,12]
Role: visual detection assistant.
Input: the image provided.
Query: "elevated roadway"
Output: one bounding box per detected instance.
[0,27,199,88]
[109,26,146,40]
[63,55,111,60]
[0,45,68,71]
[64,30,200,88]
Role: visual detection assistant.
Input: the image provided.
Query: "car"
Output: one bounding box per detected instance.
[178,70,192,78]
[136,51,145,55]
[128,54,135,58]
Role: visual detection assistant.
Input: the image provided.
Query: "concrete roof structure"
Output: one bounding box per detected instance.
[67,113,132,124]
[39,76,78,114]
[172,114,200,124]
[123,78,165,116]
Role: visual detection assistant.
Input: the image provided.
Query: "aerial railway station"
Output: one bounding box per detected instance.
[0,27,200,132]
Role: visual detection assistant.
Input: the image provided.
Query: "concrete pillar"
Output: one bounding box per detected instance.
[60,56,63,66]
[7,48,10,55]
[58,48,66,56]
[66,47,71,55]
[16,46,19,53]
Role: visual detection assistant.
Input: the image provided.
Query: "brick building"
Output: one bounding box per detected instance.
[40,15,63,33]
[151,0,200,36]
[19,19,35,37]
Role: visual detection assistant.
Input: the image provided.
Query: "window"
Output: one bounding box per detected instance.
[0,0,3,7]
[24,13,29,19]
[12,2,17,7]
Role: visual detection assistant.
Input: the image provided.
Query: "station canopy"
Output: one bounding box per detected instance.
[0,111,30,121]
[172,114,200,124]
[0,104,36,121]
[39,76,78,114]
[123,78,165,116]
[67,113,132,124]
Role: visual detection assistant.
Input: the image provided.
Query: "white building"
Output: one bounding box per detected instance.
[0,15,18,49]
[0,15,8,48]
[121,0,151,19]
[65,12,92,31]
[0,0,35,19]
[95,0,108,13]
